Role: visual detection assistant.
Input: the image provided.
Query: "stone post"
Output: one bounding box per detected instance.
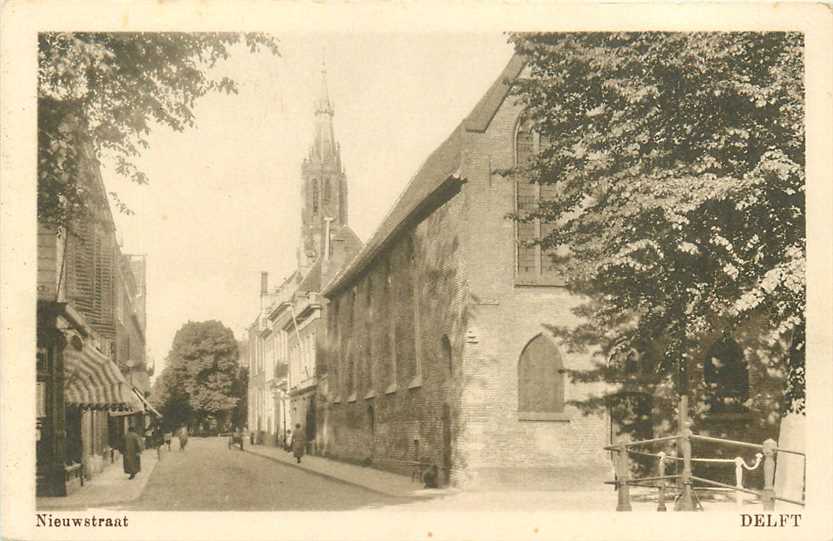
[616,445,632,511]
[656,452,667,512]
[762,438,777,511]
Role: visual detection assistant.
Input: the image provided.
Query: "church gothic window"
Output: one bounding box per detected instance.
[312,179,320,214]
[515,118,561,281]
[442,335,453,375]
[383,256,397,389]
[365,277,374,392]
[324,178,331,204]
[518,334,566,416]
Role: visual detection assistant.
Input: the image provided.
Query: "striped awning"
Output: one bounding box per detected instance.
[63,344,143,411]
[132,388,163,418]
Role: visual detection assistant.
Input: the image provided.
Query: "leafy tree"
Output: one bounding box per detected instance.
[38,32,279,230]
[505,32,805,426]
[230,366,249,430]
[150,362,193,432]
[155,320,241,431]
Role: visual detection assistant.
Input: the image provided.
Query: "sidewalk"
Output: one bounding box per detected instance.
[37,448,160,510]
[244,444,802,511]
[244,444,452,499]
[243,445,660,509]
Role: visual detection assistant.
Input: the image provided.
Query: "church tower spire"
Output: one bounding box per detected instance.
[313,59,337,161]
[299,59,350,275]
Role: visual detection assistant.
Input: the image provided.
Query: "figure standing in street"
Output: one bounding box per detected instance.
[123,425,143,480]
[178,426,189,451]
[291,423,305,464]
[164,431,172,451]
[152,426,163,460]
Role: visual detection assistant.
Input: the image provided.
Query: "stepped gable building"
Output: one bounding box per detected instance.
[317,53,783,491]
[247,62,361,448]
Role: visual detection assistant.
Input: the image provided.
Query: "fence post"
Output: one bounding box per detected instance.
[675,395,696,511]
[734,457,744,508]
[656,452,667,512]
[616,444,632,511]
[762,438,776,511]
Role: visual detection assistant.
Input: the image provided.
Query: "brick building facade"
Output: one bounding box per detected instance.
[247,63,362,449]
[318,54,785,491]
[36,133,150,496]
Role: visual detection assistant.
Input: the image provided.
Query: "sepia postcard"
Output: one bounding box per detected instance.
[1,1,831,540]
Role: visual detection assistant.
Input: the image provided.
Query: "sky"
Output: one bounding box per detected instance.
[103,33,515,376]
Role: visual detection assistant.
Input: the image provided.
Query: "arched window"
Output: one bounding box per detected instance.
[346,342,355,397]
[367,405,375,434]
[407,233,416,264]
[312,179,320,214]
[441,335,453,375]
[323,178,331,204]
[515,121,537,275]
[703,337,749,413]
[365,277,374,392]
[518,334,566,417]
[515,118,560,280]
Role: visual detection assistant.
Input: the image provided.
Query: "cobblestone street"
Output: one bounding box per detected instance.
[119,437,401,511]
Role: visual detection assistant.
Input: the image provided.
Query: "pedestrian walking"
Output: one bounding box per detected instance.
[178,426,189,451]
[152,426,163,460]
[123,425,143,480]
[290,423,305,464]
[164,431,172,451]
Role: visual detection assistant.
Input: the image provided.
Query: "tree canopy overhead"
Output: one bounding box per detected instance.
[506,32,805,414]
[38,32,280,229]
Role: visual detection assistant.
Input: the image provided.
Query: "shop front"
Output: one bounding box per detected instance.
[36,301,143,497]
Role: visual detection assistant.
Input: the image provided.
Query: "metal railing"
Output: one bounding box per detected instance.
[603,398,805,511]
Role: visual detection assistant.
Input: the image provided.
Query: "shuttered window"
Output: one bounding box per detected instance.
[67,215,116,338]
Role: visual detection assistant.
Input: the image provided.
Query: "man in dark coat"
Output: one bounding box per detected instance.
[123,425,143,480]
[290,423,305,464]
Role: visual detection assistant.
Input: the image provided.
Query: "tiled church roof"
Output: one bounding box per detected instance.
[323,54,526,297]
[464,54,526,133]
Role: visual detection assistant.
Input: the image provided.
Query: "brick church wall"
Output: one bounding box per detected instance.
[321,194,467,480]
[452,91,612,491]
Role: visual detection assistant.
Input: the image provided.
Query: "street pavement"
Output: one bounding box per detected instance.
[39,437,801,512]
[119,437,401,511]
